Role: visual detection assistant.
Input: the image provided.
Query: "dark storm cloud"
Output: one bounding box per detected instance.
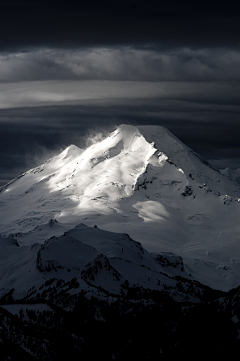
[1,0,240,51]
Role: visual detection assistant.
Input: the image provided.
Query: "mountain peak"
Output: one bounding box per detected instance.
[59,144,83,158]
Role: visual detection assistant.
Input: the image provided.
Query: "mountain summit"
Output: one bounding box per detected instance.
[1,124,240,290]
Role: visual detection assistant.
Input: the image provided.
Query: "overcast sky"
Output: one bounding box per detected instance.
[1,0,240,186]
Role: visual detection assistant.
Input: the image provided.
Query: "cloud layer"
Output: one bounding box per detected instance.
[2,47,240,83]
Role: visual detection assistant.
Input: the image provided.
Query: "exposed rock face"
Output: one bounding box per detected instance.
[81,254,122,282]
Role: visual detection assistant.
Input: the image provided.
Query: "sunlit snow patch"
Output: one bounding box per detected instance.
[133,200,170,222]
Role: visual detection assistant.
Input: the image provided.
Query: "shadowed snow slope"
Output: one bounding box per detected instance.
[1,124,240,291]
[0,224,199,302]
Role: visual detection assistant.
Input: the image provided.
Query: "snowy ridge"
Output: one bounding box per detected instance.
[0,224,213,304]
[0,224,201,300]
[220,167,240,185]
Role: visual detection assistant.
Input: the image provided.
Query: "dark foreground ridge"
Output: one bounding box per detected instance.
[1,282,240,360]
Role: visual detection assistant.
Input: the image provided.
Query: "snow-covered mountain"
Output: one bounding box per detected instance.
[1,124,240,293]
